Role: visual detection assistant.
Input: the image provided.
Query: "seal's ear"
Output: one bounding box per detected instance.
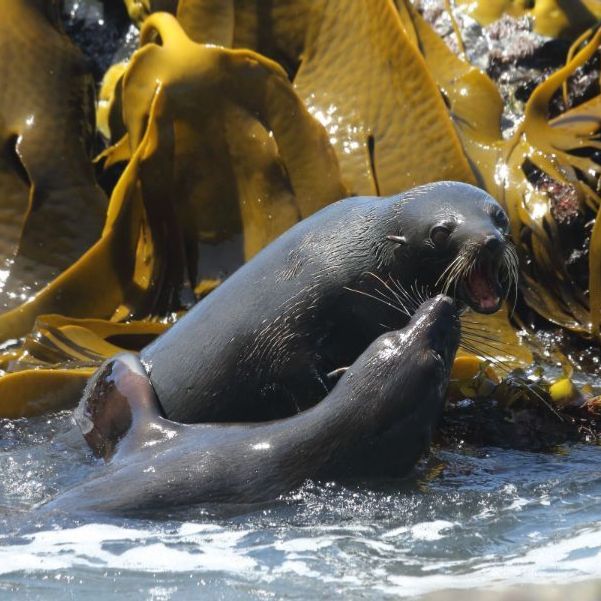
[74,352,178,464]
[386,234,406,245]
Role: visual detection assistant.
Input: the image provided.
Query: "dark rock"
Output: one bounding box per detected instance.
[62,0,138,86]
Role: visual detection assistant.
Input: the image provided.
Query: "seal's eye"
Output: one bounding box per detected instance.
[492,208,509,233]
[430,225,451,247]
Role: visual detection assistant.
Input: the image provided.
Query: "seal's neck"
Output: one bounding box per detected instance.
[266,357,413,470]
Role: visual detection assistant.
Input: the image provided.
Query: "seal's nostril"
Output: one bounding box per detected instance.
[484,235,501,253]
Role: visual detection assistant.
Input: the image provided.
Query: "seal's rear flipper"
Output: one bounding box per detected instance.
[74,352,172,462]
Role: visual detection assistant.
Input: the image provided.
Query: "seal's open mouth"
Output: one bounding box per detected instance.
[435,239,517,316]
[461,258,503,314]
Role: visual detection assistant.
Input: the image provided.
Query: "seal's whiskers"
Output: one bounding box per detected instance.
[459,333,563,422]
[343,286,412,318]
[437,243,479,297]
[374,287,413,316]
[501,244,520,316]
[436,240,519,312]
[390,277,426,313]
[367,272,414,315]
[460,334,516,364]
[460,326,513,349]
[344,274,432,321]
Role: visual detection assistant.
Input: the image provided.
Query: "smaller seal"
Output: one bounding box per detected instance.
[46,296,460,515]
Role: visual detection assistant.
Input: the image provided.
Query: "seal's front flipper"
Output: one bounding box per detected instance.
[75,352,178,463]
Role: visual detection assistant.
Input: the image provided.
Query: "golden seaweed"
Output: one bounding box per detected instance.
[0,103,159,342]
[124,0,319,74]
[0,314,168,417]
[106,13,346,286]
[97,61,128,142]
[292,0,476,195]
[125,0,178,25]
[3,314,167,369]
[0,368,93,418]
[399,2,601,339]
[455,0,601,39]
[0,0,107,309]
[127,0,476,195]
[0,14,345,335]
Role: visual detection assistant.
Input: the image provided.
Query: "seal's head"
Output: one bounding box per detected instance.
[384,182,517,314]
[366,294,460,415]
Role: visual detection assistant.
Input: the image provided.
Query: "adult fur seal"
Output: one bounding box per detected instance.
[48,296,459,515]
[133,181,514,423]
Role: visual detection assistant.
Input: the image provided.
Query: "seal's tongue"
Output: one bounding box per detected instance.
[467,265,499,311]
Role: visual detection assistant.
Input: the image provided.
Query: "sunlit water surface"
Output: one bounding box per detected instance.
[0,412,601,599]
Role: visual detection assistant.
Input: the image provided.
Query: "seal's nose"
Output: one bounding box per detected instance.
[408,295,458,329]
[484,234,502,254]
[429,294,455,314]
[419,295,460,359]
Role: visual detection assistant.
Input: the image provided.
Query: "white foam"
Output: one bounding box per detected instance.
[2,520,601,599]
[380,526,601,597]
[0,523,257,576]
[274,536,341,553]
[275,561,320,578]
[383,520,457,541]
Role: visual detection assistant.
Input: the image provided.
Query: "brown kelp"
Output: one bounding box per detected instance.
[395,3,601,337]
[121,0,475,194]
[0,10,347,415]
[454,0,601,39]
[104,12,346,294]
[0,315,167,417]
[0,0,106,310]
[0,12,344,336]
[125,0,178,26]
[292,0,476,195]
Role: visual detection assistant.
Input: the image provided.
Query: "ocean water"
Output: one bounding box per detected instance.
[1,412,601,599]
